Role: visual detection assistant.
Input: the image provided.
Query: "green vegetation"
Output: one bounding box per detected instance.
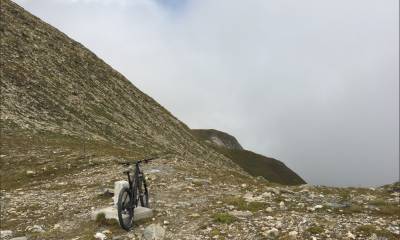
[212,213,237,224]
[368,198,400,216]
[222,197,267,212]
[306,225,325,234]
[356,225,399,239]
[342,204,363,214]
[377,205,400,216]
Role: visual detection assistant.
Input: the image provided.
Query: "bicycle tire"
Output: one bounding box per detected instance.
[117,186,134,230]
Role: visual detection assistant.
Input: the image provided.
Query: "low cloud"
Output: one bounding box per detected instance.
[15,0,399,186]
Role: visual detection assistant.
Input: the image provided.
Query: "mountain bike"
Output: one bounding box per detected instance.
[117,157,157,230]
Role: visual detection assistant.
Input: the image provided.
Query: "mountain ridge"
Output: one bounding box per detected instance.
[191,129,306,185]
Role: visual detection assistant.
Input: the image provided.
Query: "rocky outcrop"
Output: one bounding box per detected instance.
[192,129,243,150]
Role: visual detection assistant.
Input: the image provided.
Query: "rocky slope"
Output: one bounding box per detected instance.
[0,0,242,189]
[192,129,305,185]
[0,1,399,239]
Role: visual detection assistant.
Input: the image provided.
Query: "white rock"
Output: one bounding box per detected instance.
[288,231,298,239]
[346,231,356,239]
[143,224,165,240]
[261,192,272,198]
[27,225,44,233]
[266,207,273,213]
[264,228,279,239]
[26,170,35,175]
[229,210,253,218]
[53,224,61,230]
[265,187,280,195]
[0,230,13,238]
[310,205,324,211]
[279,201,285,209]
[113,180,129,206]
[94,232,107,240]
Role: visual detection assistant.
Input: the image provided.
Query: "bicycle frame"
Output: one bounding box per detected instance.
[124,161,147,208]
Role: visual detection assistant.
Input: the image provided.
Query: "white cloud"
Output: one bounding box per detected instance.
[14,0,399,186]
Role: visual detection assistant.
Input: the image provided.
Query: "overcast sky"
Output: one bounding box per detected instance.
[14,0,399,187]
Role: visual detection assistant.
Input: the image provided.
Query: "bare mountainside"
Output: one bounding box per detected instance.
[192,129,305,185]
[0,1,399,240]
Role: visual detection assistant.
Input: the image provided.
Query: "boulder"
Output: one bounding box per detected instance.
[143,224,165,240]
[113,181,129,206]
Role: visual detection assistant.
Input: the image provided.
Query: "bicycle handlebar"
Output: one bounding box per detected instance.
[118,156,159,166]
[135,156,158,164]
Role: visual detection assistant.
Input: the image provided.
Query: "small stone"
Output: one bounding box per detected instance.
[266,207,273,213]
[288,231,298,239]
[241,184,247,188]
[309,205,324,211]
[26,170,35,175]
[94,232,107,240]
[53,224,61,230]
[99,188,114,197]
[263,228,279,239]
[346,232,355,239]
[229,210,253,218]
[143,224,165,240]
[27,225,45,233]
[369,233,378,240]
[163,220,169,225]
[261,192,272,198]
[279,201,285,209]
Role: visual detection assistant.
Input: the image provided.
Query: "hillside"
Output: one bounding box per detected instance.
[1,1,399,239]
[0,0,244,188]
[192,129,305,185]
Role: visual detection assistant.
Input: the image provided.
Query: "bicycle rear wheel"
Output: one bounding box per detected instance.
[117,186,134,230]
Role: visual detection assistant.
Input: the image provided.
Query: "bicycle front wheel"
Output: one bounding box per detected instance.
[117,186,134,230]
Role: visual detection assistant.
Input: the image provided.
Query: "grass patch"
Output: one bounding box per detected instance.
[212,213,236,224]
[95,213,119,228]
[306,225,324,235]
[356,225,400,239]
[341,204,363,214]
[356,225,376,236]
[222,197,268,212]
[377,205,400,216]
[369,198,387,206]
